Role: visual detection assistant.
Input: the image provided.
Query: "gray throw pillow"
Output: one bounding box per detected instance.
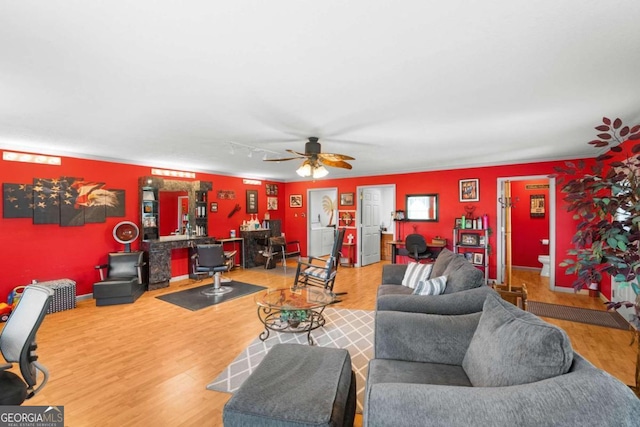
[441,255,484,294]
[462,293,573,387]
[431,248,456,277]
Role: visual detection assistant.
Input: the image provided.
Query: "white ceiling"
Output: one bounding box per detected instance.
[1,1,639,181]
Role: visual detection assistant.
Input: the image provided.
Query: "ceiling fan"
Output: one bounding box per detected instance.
[263,137,355,178]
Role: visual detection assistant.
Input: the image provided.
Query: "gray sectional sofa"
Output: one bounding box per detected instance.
[364,292,640,426]
[377,248,496,314]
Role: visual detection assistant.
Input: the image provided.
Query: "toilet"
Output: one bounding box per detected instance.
[538,238,550,276]
[538,255,550,277]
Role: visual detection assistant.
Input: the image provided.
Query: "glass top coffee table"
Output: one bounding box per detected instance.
[255,287,336,345]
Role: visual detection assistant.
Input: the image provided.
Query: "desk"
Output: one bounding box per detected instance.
[388,240,446,264]
[218,237,245,269]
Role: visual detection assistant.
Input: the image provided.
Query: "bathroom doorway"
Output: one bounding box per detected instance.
[496,176,556,290]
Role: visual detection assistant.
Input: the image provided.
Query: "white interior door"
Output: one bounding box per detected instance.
[361,188,381,266]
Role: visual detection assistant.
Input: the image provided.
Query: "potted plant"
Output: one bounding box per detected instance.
[555,117,640,320]
[280,309,309,328]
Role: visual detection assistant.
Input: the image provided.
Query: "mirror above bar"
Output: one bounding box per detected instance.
[138,176,212,241]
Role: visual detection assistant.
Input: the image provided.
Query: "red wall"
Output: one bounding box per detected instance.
[0,154,284,298]
[283,161,579,290]
[0,150,585,299]
[511,180,550,268]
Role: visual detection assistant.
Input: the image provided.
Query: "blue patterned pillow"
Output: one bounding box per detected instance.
[412,275,447,295]
[401,262,433,289]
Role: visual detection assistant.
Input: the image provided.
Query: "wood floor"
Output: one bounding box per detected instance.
[23,262,637,426]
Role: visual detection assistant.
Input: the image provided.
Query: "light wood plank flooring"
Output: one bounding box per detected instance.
[21,263,636,426]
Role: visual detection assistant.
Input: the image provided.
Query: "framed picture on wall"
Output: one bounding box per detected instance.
[459,179,479,202]
[267,197,278,210]
[340,192,354,206]
[530,194,545,217]
[290,194,303,208]
[266,184,278,196]
[246,190,258,213]
[210,202,218,212]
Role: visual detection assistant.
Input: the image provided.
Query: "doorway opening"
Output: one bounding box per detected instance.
[356,184,396,267]
[496,176,556,290]
[306,187,338,257]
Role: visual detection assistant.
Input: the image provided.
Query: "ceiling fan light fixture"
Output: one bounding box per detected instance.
[296,161,312,177]
[312,165,329,178]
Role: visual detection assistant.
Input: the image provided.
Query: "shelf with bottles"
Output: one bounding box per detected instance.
[338,210,356,229]
[141,186,159,241]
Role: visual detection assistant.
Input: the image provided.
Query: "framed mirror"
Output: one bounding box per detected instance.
[405,194,439,221]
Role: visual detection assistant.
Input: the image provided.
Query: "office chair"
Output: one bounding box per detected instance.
[192,244,235,295]
[0,284,53,405]
[405,234,432,263]
[293,228,345,292]
[93,251,146,306]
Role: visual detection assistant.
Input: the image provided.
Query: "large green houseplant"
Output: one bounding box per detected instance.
[555,117,640,320]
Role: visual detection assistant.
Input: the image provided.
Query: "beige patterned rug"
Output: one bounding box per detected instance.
[206,308,374,412]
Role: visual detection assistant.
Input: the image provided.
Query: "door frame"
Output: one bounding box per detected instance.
[356,184,396,267]
[496,175,556,290]
[306,187,338,256]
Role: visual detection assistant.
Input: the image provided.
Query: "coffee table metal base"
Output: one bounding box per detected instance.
[257,306,326,345]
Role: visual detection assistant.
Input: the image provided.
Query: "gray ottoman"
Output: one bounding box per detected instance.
[223,343,356,427]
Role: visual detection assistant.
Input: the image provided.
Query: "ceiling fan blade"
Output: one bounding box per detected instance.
[286,149,308,157]
[318,158,353,169]
[263,157,305,162]
[318,153,356,162]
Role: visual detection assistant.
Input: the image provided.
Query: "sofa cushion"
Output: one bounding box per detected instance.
[462,293,573,387]
[441,255,484,294]
[412,276,447,295]
[431,248,457,277]
[401,262,433,289]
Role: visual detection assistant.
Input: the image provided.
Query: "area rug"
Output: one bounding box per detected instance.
[206,308,374,413]
[156,281,266,311]
[527,301,630,330]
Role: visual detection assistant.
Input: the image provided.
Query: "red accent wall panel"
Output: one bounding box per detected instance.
[0,153,284,297]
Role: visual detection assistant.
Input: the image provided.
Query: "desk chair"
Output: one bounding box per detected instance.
[192,244,235,295]
[405,234,432,263]
[0,285,53,405]
[265,236,301,273]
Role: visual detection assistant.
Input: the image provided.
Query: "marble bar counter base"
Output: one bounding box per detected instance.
[142,236,216,290]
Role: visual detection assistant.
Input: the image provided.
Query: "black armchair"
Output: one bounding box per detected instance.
[192,244,235,295]
[405,234,432,263]
[0,284,53,405]
[93,251,146,306]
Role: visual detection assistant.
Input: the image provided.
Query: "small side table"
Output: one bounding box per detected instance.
[341,242,355,267]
